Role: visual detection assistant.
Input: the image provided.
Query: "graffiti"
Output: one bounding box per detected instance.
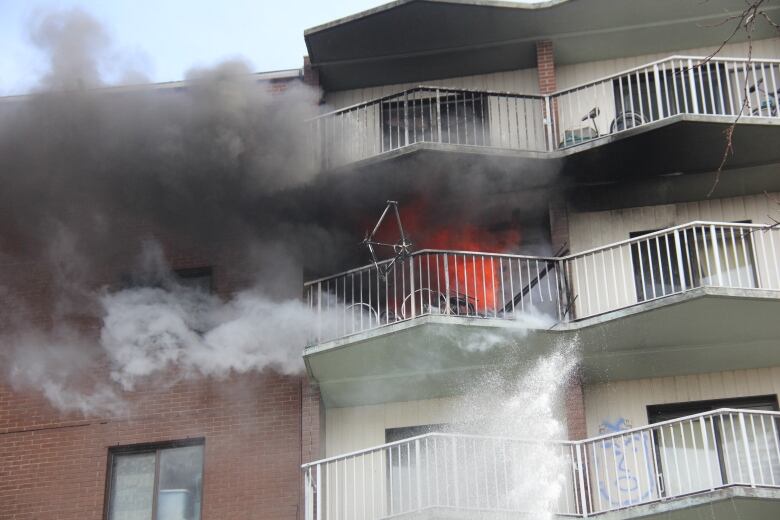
[596,418,656,507]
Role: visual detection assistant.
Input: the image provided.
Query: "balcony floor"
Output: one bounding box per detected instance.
[320,116,780,188]
[379,487,780,520]
[305,287,780,407]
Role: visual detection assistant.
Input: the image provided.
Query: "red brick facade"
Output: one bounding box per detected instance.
[0,373,308,520]
[536,40,557,95]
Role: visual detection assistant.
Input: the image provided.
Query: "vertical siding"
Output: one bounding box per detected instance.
[324,68,541,110]
[323,37,780,110]
[566,192,780,317]
[325,397,459,457]
[569,192,780,252]
[556,37,780,90]
[584,367,780,437]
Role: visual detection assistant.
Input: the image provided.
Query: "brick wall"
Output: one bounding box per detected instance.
[0,371,307,520]
[0,216,312,519]
[535,40,557,95]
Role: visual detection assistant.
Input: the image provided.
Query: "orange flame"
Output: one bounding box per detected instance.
[368,199,520,313]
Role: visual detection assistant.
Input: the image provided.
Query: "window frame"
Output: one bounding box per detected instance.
[629,221,758,303]
[104,438,205,520]
[646,395,778,495]
[380,91,489,151]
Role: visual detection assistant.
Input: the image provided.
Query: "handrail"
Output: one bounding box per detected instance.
[551,55,780,97]
[311,55,780,120]
[302,408,780,519]
[308,84,546,121]
[302,407,780,469]
[304,221,775,286]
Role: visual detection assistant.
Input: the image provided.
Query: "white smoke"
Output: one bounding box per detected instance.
[452,340,579,519]
[101,285,321,391]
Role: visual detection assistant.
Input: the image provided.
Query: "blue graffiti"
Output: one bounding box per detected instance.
[596,418,656,507]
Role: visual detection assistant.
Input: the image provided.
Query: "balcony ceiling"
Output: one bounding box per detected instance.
[304,0,780,90]
[305,288,780,407]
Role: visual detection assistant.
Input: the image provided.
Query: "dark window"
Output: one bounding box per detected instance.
[630,223,756,302]
[647,396,779,497]
[612,63,728,130]
[648,395,778,423]
[381,92,488,150]
[174,266,214,293]
[385,425,446,513]
[106,440,204,520]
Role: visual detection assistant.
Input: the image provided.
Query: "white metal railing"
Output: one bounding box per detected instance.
[305,221,780,344]
[310,56,780,168]
[309,86,548,169]
[551,56,780,149]
[303,409,780,519]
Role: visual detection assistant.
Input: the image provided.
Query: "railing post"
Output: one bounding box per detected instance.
[576,443,589,517]
[687,58,700,114]
[673,230,687,291]
[404,91,410,146]
[436,89,443,144]
[699,417,715,491]
[305,468,313,520]
[317,281,322,343]
[544,95,555,151]
[316,464,323,520]
[709,224,724,286]
[738,412,757,487]
[653,63,665,119]
[409,257,416,318]
[415,439,422,511]
[443,254,451,315]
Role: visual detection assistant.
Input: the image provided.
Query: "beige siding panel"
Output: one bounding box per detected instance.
[584,367,780,437]
[557,37,780,90]
[325,397,460,457]
[567,192,780,317]
[324,68,541,110]
[598,193,776,247]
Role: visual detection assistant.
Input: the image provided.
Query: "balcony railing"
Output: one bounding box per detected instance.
[303,409,780,519]
[309,56,780,169]
[304,221,780,345]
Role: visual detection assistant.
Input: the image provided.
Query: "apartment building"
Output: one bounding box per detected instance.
[300,1,780,519]
[2,1,780,520]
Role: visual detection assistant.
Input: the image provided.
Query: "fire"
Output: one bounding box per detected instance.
[367,199,521,314]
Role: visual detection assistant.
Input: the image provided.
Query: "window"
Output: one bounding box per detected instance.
[174,266,214,293]
[630,223,757,302]
[381,92,488,150]
[647,396,779,496]
[106,441,204,520]
[612,63,728,127]
[385,425,446,513]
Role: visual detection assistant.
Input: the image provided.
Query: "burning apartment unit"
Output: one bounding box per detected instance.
[300,1,780,519]
[2,1,780,519]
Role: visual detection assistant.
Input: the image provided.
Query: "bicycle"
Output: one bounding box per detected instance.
[748,78,779,117]
[560,107,646,147]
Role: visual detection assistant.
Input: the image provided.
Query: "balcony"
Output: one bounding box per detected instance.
[303,409,780,520]
[304,221,780,406]
[310,56,780,180]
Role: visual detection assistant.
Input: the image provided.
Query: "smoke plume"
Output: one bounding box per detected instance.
[0,8,557,415]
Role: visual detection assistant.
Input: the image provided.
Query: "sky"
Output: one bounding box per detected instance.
[0,0,397,95]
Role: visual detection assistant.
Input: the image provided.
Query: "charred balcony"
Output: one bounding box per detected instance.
[310,56,780,183]
[304,221,780,407]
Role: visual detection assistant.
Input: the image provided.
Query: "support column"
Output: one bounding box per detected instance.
[535,40,557,95]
